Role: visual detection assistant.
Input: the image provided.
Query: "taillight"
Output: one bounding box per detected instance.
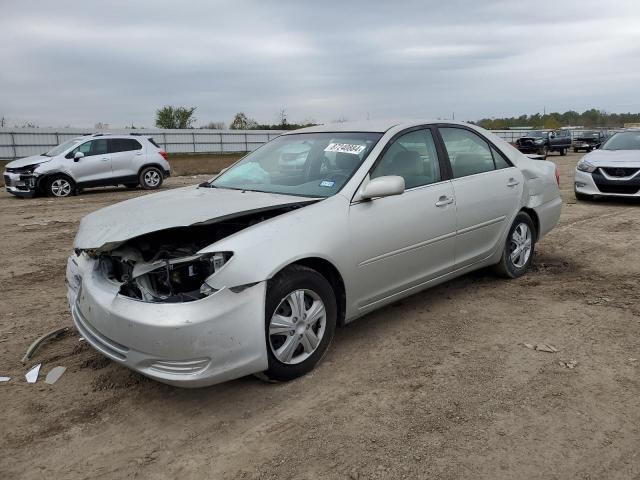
[159,150,168,160]
[555,165,560,187]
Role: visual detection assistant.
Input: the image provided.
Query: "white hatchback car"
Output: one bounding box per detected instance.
[3,133,171,198]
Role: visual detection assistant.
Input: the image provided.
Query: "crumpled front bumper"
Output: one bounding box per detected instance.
[3,171,38,197]
[66,254,268,387]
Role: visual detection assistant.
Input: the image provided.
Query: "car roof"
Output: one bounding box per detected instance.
[284,120,473,134]
[72,133,150,141]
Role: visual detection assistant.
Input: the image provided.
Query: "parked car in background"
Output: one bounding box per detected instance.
[574,130,640,200]
[66,120,562,387]
[515,130,572,157]
[573,130,607,153]
[3,134,171,198]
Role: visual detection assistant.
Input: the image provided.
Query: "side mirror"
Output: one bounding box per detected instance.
[359,175,405,201]
[74,151,84,162]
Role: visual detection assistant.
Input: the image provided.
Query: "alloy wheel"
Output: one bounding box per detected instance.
[51,178,72,197]
[144,170,161,187]
[268,289,327,365]
[509,223,532,268]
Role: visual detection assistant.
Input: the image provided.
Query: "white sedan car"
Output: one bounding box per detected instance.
[66,121,562,387]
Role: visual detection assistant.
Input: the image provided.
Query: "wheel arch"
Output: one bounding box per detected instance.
[137,163,166,178]
[37,171,75,193]
[277,257,347,327]
[520,207,540,241]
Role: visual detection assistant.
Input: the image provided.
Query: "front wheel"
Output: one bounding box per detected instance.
[493,212,536,279]
[560,148,567,156]
[573,148,579,153]
[46,175,75,198]
[139,166,163,190]
[259,265,337,382]
[537,146,548,158]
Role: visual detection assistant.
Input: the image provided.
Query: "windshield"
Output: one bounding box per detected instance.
[526,131,546,138]
[44,138,81,157]
[601,132,640,151]
[210,132,383,197]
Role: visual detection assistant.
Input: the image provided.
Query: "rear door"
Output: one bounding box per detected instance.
[108,138,143,180]
[67,139,111,184]
[437,126,523,268]
[349,128,456,310]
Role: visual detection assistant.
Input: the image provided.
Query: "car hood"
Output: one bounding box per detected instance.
[583,149,640,167]
[5,155,51,169]
[74,185,318,251]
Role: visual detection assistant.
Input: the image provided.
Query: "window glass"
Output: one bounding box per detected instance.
[370,129,440,189]
[440,128,496,178]
[211,132,382,198]
[69,139,107,157]
[491,146,511,169]
[110,138,142,153]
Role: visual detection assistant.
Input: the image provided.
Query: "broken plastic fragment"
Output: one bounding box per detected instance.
[535,344,558,353]
[45,366,67,385]
[0,376,10,383]
[25,364,41,383]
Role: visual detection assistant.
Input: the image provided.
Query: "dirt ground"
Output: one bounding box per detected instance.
[1,152,639,480]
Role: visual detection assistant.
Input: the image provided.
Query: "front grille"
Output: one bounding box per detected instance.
[595,184,640,194]
[601,167,639,178]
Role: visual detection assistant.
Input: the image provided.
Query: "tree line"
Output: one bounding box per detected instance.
[154,106,316,130]
[475,109,640,130]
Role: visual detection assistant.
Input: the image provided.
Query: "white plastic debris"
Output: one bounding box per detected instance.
[0,376,10,383]
[25,364,41,383]
[45,366,67,385]
[535,344,558,353]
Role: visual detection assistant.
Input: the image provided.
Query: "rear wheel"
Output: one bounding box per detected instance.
[259,265,337,382]
[46,175,75,198]
[139,166,163,190]
[494,212,535,279]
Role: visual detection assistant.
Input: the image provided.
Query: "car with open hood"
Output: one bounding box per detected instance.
[66,121,562,387]
[574,130,640,200]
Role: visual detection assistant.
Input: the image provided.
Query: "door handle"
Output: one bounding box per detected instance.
[507,178,520,187]
[101,157,109,162]
[435,195,454,207]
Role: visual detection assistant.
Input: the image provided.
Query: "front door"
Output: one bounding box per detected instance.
[349,128,457,311]
[67,138,112,185]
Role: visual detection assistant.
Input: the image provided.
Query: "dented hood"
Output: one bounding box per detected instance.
[74,185,316,250]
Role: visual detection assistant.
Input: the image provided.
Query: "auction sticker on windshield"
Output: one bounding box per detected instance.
[324,143,366,155]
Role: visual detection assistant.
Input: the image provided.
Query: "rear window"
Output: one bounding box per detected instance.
[147,137,160,148]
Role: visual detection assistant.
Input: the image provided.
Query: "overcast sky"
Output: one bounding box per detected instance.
[2,0,640,128]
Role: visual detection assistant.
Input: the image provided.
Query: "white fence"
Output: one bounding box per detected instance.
[0,127,619,160]
[0,128,286,160]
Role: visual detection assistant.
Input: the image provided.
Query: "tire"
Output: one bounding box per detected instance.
[573,148,579,153]
[139,166,163,190]
[537,146,548,158]
[259,265,337,382]
[560,148,567,156]
[46,175,75,198]
[493,212,536,279]
[574,190,593,201]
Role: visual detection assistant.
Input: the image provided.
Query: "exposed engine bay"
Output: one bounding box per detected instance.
[92,205,305,303]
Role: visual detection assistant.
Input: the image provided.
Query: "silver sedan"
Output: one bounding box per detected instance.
[66,121,562,387]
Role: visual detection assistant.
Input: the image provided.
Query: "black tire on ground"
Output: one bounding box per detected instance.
[46,174,76,198]
[259,265,337,383]
[573,148,579,153]
[560,148,567,156]
[139,166,163,190]
[493,212,536,279]
[574,190,593,201]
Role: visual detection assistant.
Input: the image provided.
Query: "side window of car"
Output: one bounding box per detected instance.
[72,141,93,157]
[370,129,441,189]
[439,128,496,178]
[110,139,142,153]
[490,146,511,170]
[91,139,108,156]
